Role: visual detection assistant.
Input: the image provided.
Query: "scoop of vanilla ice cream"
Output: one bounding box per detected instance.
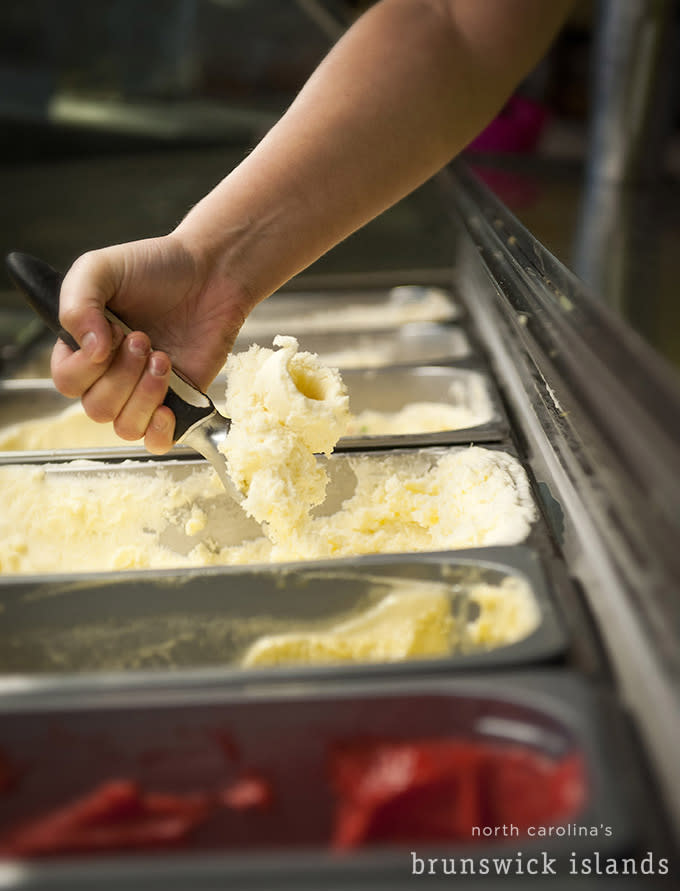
[219,335,350,540]
[251,335,349,453]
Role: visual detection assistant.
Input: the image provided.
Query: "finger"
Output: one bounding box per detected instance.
[144,404,176,454]
[113,351,171,442]
[51,326,125,398]
[59,250,123,363]
[81,332,151,423]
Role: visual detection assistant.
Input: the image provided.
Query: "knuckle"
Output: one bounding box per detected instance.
[51,365,84,400]
[145,433,171,455]
[56,381,82,400]
[113,418,144,442]
[81,392,116,424]
[140,372,168,401]
[69,249,101,282]
[59,249,110,331]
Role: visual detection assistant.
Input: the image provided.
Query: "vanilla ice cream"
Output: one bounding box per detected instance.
[0,402,131,451]
[0,396,488,450]
[241,285,455,337]
[241,573,539,667]
[218,335,350,540]
[346,374,494,435]
[308,342,403,369]
[0,462,224,574]
[0,446,536,575]
[346,402,483,436]
[241,286,456,336]
[460,575,541,649]
[242,585,455,666]
[0,335,535,576]
[304,447,536,560]
[0,346,490,451]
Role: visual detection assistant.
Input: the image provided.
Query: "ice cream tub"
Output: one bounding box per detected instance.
[0,547,566,689]
[0,445,540,578]
[6,321,473,381]
[232,322,472,369]
[239,284,461,336]
[0,673,641,887]
[0,364,506,456]
[333,365,508,447]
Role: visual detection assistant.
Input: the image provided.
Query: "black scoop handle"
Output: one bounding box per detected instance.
[5,251,214,441]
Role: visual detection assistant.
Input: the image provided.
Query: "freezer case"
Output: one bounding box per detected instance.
[0,363,509,455]
[0,159,678,889]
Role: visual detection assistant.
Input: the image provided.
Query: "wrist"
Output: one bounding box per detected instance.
[172,200,265,320]
[170,219,256,326]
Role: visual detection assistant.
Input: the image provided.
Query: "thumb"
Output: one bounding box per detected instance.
[59,249,122,363]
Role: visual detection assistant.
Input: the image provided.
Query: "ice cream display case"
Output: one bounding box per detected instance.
[0,158,678,889]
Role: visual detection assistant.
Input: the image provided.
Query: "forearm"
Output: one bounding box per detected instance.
[176,0,572,308]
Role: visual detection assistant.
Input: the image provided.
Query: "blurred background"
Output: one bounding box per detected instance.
[1,0,679,371]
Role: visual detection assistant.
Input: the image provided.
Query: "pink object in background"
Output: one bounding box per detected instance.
[467,95,549,154]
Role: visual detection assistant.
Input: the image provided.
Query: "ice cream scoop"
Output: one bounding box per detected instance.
[5,251,242,504]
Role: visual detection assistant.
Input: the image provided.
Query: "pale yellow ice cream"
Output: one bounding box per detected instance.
[346,375,493,435]
[241,286,456,336]
[0,397,487,450]
[0,335,535,576]
[241,574,540,667]
[309,342,404,369]
[347,402,483,436]
[0,402,131,451]
[0,446,536,575]
[0,461,226,575]
[305,447,535,560]
[218,335,350,540]
[0,573,540,672]
[242,585,455,666]
[462,575,541,649]
[0,343,488,451]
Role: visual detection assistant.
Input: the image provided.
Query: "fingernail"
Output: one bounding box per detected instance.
[81,331,98,357]
[150,412,170,432]
[129,336,150,358]
[150,354,169,376]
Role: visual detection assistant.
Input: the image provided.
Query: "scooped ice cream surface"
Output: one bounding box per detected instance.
[218,335,350,540]
[240,573,540,668]
[241,585,455,667]
[0,337,537,575]
[0,402,130,451]
[0,445,536,574]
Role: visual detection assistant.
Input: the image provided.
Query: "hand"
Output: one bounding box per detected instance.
[51,233,247,453]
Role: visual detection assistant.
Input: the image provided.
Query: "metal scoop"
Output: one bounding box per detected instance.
[5,251,243,504]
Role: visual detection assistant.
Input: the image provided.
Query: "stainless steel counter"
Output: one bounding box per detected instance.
[463,154,680,375]
[442,160,680,843]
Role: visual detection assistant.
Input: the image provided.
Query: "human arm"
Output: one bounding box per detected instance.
[53,0,573,452]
